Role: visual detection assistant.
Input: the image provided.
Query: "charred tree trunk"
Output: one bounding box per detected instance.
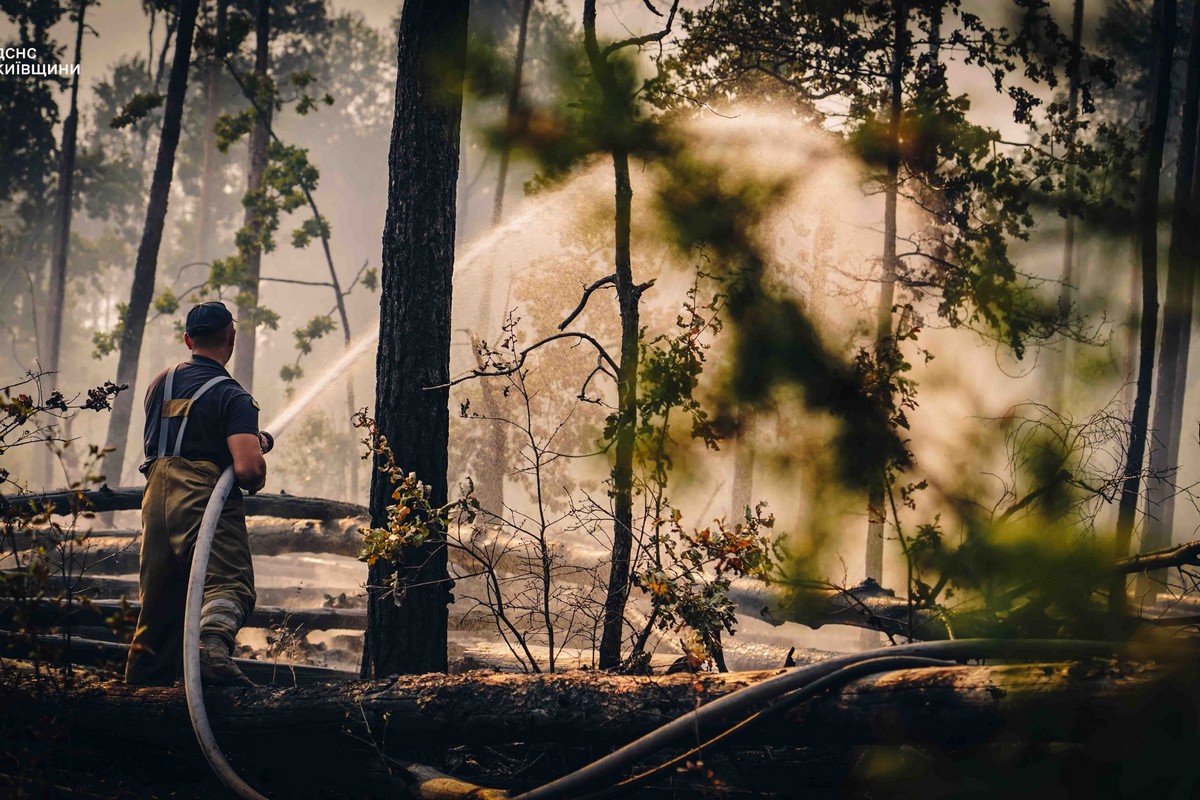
[1143,2,1200,591]
[580,0,643,670]
[44,0,87,395]
[1111,0,1177,620]
[864,0,908,587]
[490,0,533,226]
[194,0,227,262]
[365,0,470,677]
[599,145,640,671]
[1053,0,1085,409]
[102,0,201,487]
[231,0,271,391]
[42,0,89,487]
[0,658,1178,750]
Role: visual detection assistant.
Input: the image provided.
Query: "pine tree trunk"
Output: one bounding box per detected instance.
[103,0,201,488]
[1111,0,1177,619]
[865,0,908,587]
[490,0,533,226]
[231,0,271,391]
[598,144,640,669]
[1142,1,1200,591]
[42,0,88,486]
[194,0,227,263]
[579,0,642,670]
[364,0,470,677]
[1053,0,1085,409]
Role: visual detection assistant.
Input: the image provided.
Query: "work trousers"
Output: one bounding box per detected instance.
[124,457,256,686]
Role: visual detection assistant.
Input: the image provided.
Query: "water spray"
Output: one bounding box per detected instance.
[180,197,552,799]
[183,330,378,800]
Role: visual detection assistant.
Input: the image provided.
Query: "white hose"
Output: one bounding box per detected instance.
[181,332,379,799]
[183,464,268,800]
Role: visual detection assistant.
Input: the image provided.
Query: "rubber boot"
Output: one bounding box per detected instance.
[199,634,255,687]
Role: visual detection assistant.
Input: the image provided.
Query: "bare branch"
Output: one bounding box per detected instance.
[601,0,681,59]
[438,332,619,389]
[1117,539,1200,575]
[558,274,615,331]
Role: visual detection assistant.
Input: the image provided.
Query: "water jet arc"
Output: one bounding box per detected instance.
[183,330,378,800]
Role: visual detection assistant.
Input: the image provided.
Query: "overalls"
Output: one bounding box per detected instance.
[124,365,257,687]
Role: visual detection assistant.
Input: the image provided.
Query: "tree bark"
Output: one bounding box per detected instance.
[44,0,87,388]
[490,0,533,226]
[231,0,271,391]
[1142,1,1200,592]
[41,0,89,487]
[194,0,227,262]
[1053,0,1085,409]
[1111,0,1177,620]
[0,658,1174,750]
[102,0,201,488]
[580,0,643,671]
[2,487,367,521]
[864,0,908,588]
[365,0,470,677]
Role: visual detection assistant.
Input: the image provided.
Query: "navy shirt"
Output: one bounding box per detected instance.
[140,356,260,474]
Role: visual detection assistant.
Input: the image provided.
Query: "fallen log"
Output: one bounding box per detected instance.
[0,571,364,608]
[7,517,366,561]
[0,654,1178,750]
[731,578,961,640]
[0,631,355,685]
[0,596,367,632]
[2,487,368,521]
[1118,539,1200,574]
[735,578,1200,642]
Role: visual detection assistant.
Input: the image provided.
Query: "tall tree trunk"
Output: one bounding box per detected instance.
[1110,0,1177,620]
[1142,1,1200,592]
[1054,0,1085,409]
[194,0,227,263]
[490,0,533,226]
[364,0,469,677]
[42,0,88,487]
[102,0,201,488]
[597,143,640,670]
[231,0,271,391]
[582,0,642,670]
[865,0,908,586]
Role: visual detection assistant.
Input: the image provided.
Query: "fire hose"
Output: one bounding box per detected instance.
[179,340,1188,799]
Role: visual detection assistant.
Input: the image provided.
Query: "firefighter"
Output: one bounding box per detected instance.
[124,301,272,687]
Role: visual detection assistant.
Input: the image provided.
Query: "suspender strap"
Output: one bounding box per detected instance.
[156,366,178,459]
[171,375,231,457]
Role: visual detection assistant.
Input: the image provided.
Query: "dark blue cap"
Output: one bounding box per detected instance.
[185,301,234,336]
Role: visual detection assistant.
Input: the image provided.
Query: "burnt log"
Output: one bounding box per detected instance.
[0,572,363,608]
[6,517,365,562]
[0,631,354,685]
[0,656,1178,751]
[0,597,367,632]
[733,577,1200,641]
[731,578,961,640]
[1,487,368,521]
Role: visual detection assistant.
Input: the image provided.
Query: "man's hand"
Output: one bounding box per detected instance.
[228,433,267,494]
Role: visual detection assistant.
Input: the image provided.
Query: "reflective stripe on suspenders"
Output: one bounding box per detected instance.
[158,365,231,459]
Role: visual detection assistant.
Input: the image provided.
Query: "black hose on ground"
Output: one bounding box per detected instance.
[509,638,1183,800]
[578,655,955,800]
